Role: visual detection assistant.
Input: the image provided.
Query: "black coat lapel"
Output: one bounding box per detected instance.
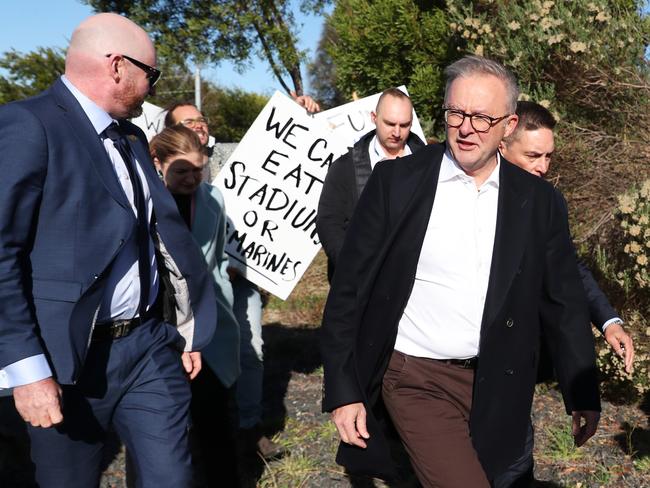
[481,160,534,331]
[50,79,130,210]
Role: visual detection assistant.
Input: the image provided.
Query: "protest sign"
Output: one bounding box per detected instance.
[314,86,426,158]
[130,101,166,141]
[212,91,336,300]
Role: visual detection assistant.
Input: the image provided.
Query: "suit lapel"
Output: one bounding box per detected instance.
[481,161,533,332]
[51,80,130,210]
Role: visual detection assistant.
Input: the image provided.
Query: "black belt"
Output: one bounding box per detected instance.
[431,357,478,369]
[92,301,162,342]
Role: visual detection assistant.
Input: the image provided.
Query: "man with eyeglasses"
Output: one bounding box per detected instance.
[320,55,600,487]
[163,94,320,463]
[0,13,217,487]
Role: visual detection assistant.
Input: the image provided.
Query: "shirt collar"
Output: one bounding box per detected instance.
[369,134,413,169]
[440,146,501,189]
[61,75,114,135]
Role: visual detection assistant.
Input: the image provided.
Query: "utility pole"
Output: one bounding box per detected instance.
[194,66,202,111]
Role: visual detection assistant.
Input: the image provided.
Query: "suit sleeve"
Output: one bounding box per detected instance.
[316,155,352,274]
[320,163,390,412]
[540,189,600,413]
[0,104,49,368]
[576,260,619,332]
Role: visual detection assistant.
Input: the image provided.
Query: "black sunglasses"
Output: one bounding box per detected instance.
[107,53,162,88]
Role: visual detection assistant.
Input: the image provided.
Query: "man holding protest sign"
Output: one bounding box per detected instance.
[316,88,425,281]
[166,94,322,460]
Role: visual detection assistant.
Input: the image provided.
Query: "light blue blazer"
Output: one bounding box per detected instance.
[192,182,240,387]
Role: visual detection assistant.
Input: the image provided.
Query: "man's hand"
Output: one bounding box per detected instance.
[571,410,600,447]
[13,377,63,428]
[290,90,321,113]
[604,322,634,373]
[331,402,370,448]
[181,351,202,380]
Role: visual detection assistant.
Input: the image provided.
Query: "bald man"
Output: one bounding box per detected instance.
[317,88,425,281]
[0,14,216,487]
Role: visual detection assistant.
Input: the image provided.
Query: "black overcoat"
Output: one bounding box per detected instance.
[320,143,600,480]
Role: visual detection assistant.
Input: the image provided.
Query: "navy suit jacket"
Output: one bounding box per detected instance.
[0,78,217,384]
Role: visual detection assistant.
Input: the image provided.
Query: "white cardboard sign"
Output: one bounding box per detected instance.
[314,85,426,158]
[212,92,336,300]
[130,101,166,141]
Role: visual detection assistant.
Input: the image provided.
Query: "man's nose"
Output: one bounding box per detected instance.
[458,116,474,135]
[536,158,550,176]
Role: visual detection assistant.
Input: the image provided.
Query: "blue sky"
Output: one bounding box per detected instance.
[0,0,327,95]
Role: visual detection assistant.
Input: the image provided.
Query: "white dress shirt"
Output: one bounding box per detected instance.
[368,135,412,169]
[394,150,500,360]
[0,76,158,389]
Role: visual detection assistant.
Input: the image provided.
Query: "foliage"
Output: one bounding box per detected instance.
[545,424,583,462]
[618,180,650,291]
[203,87,268,142]
[326,0,451,123]
[0,47,65,104]
[446,0,649,129]
[83,0,330,95]
[151,69,268,142]
[307,16,348,109]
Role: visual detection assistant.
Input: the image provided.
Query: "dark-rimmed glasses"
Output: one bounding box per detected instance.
[443,108,511,133]
[106,54,162,88]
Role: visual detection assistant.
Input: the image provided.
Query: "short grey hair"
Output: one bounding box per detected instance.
[444,55,519,114]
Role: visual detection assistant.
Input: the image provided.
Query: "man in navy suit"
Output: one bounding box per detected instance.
[0,13,216,487]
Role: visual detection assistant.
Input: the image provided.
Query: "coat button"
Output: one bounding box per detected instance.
[93,274,99,280]
[505,369,514,375]
[506,318,514,328]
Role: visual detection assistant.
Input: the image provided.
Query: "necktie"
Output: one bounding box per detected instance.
[102,122,151,316]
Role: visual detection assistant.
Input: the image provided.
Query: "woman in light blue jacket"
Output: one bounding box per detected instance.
[151,125,240,487]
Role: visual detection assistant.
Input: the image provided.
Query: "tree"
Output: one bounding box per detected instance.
[0,47,65,104]
[83,0,330,96]
[307,17,347,109]
[202,86,268,142]
[326,0,451,124]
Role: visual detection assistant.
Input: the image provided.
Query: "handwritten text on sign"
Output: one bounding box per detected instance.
[314,85,426,159]
[213,92,335,300]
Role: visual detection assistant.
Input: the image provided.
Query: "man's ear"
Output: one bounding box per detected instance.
[108,55,125,84]
[503,114,519,139]
[370,111,377,124]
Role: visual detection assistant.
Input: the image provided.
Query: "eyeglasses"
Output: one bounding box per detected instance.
[178,117,209,127]
[443,108,511,133]
[106,54,162,88]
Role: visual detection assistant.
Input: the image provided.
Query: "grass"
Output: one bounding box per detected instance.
[633,456,650,473]
[258,453,321,488]
[545,425,583,462]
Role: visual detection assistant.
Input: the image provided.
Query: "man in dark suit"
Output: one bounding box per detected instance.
[0,13,216,487]
[495,100,634,485]
[316,88,425,281]
[320,56,600,487]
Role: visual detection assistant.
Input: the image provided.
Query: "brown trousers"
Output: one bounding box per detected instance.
[382,350,490,488]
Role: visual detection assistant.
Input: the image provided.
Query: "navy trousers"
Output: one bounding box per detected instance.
[28,320,192,488]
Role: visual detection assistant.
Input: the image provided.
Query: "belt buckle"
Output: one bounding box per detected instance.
[117,320,129,338]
